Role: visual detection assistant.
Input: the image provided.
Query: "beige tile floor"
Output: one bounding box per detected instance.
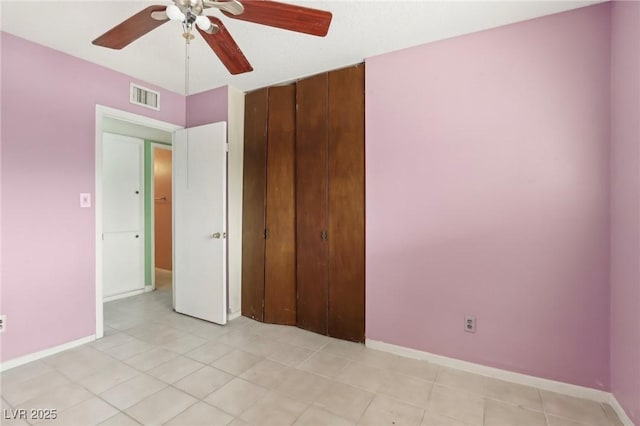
[1,274,624,426]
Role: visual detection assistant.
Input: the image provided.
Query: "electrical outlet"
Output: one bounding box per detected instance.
[465,315,476,333]
[0,315,6,333]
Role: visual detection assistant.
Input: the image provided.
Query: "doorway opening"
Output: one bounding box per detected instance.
[151,144,173,293]
[95,105,182,338]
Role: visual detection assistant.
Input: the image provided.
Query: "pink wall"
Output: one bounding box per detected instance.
[365,4,612,389]
[186,86,228,128]
[610,1,640,423]
[0,32,186,362]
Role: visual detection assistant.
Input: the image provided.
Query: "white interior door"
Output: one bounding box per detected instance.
[103,133,144,299]
[174,122,227,325]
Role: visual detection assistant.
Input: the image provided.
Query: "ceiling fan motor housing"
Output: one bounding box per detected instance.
[176,0,204,16]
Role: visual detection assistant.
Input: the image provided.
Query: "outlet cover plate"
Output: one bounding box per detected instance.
[465,315,476,333]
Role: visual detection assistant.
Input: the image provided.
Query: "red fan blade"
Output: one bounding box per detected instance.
[222,0,332,37]
[93,6,169,49]
[197,17,254,75]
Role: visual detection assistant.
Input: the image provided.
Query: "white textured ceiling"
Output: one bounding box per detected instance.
[1,0,602,94]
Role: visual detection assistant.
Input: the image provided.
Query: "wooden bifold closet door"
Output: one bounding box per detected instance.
[296,73,330,335]
[242,64,364,342]
[241,85,297,324]
[264,85,296,325]
[327,65,365,342]
[241,88,268,322]
[296,65,365,342]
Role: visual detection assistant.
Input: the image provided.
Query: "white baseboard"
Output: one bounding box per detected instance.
[608,393,636,426]
[367,339,611,401]
[144,286,154,293]
[367,339,636,425]
[0,335,96,372]
[103,288,146,303]
[228,311,242,321]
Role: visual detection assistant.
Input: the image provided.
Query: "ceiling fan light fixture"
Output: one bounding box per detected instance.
[195,15,212,31]
[166,4,185,21]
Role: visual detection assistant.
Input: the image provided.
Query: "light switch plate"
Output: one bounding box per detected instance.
[80,193,91,208]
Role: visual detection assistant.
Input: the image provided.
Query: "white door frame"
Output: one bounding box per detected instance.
[95,105,182,339]
[150,143,172,290]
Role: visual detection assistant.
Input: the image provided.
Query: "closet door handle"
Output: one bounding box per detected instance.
[321,231,328,241]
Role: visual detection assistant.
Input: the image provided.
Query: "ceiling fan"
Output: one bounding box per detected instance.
[92,0,332,75]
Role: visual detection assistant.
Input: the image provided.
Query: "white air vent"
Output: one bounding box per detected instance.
[130,83,160,111]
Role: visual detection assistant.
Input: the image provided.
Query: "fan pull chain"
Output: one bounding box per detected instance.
[184,34,190,188]
[184,25,190,96]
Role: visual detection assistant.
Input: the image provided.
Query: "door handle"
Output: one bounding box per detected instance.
[212,232,226,239]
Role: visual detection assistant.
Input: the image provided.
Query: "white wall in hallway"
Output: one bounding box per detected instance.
[227,86,245,317]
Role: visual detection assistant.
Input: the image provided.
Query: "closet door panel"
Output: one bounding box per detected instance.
[296,73,329,335]
[241,88,269,321]
[264,85,297,325]
[328,65,365,342]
